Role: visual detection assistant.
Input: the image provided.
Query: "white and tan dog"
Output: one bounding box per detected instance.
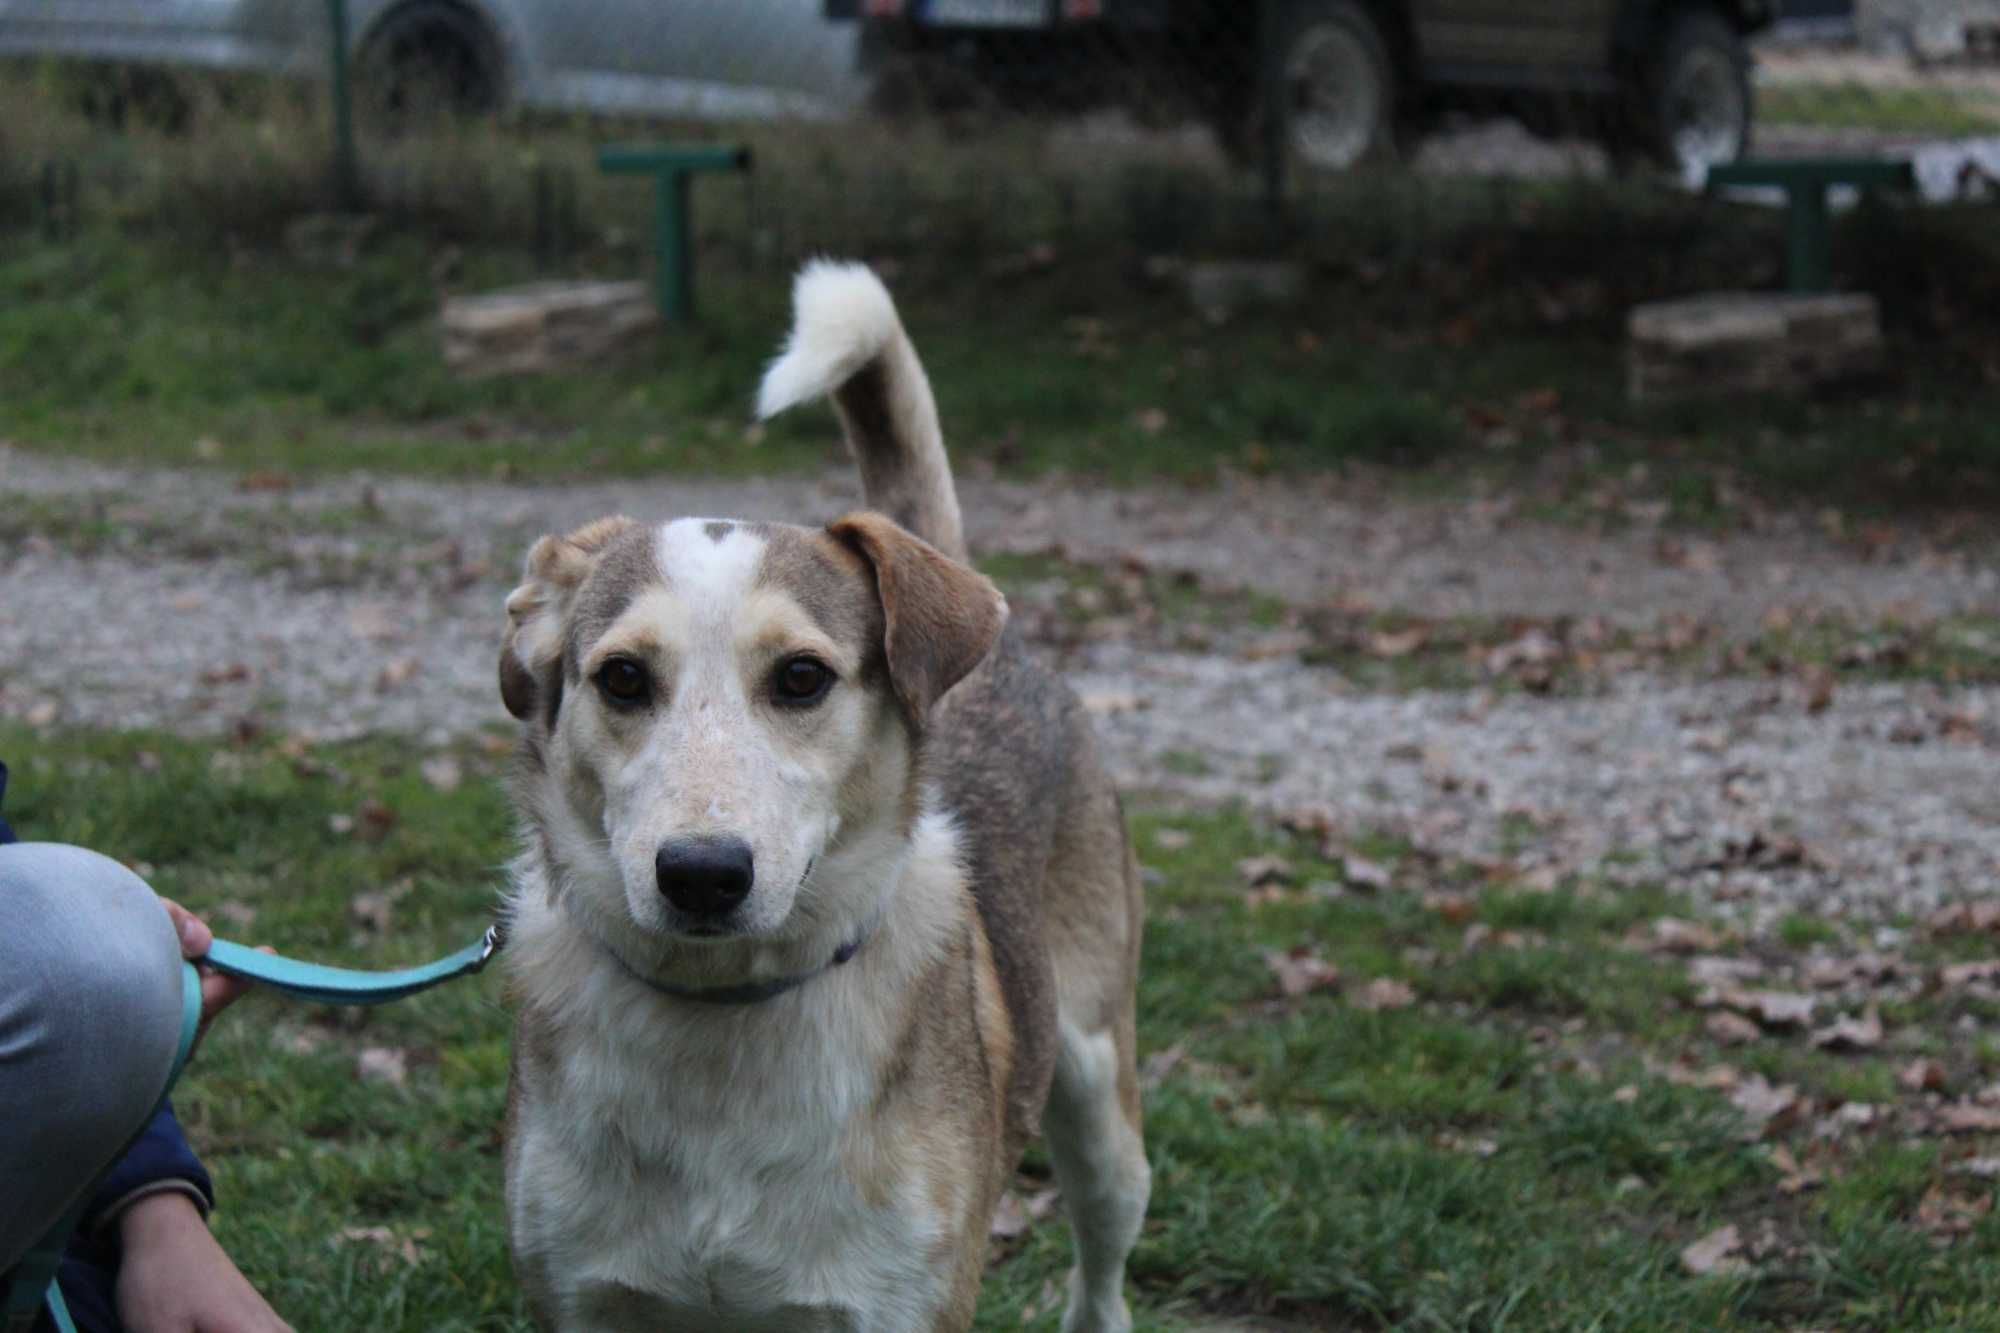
[497,261,1149,1332]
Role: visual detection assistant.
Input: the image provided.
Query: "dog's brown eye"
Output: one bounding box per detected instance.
[596,657,650,705]
[773,656,833,706]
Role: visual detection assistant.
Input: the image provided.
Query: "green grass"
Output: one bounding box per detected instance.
[12,722,2000,1330]
[1759,83,2000,137]
[5,202,2000,515]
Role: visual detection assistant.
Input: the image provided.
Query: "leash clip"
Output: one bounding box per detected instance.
[473,921,506,972]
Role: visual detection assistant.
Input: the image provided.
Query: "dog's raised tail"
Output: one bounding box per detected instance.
[757,260,966,562]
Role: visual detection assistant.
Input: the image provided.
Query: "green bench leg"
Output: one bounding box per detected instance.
[1785,185,1831,294]
[654,170,695,325]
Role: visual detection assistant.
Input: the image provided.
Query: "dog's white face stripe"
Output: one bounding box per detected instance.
[656,518,767,626]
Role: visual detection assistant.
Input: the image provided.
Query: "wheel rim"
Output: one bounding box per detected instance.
[1286,24,1380,171]
[1665,44,1745,180]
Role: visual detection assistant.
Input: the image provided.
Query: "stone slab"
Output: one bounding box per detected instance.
[1627,290,1885,401]
[441,280,659,379]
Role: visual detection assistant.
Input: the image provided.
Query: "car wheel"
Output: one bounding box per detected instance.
[1643,8,1751,183]
[358,2,501,124]
[1279,0,1399,172]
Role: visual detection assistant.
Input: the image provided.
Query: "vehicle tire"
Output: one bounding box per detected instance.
[1273,0,1400,172]
[357,2,501,124]
[1637,7,1751,182]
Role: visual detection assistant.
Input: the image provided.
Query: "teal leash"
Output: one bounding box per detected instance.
[20,926,501,1332]
[201,924,504,1005]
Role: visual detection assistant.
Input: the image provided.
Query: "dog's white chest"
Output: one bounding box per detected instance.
[508,984,952,1332]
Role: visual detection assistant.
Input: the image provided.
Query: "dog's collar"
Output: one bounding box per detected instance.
[571,908,870,1006]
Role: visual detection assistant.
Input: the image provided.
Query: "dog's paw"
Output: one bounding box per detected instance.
[1059,1269,1133,1333]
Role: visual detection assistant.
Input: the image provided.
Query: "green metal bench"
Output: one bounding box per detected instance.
[1706,157,1915,294]
[598,143,752,323]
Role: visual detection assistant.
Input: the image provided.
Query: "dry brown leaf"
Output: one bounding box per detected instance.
[1938,1102,2000,1134]
[1237,855,1295,888]
[1680,1224,1745,1276]
[1810,1007,1884,1053]
[1916,1184,1993,1238]
[356,1046,408,1088]
[1264,947,1340,999]
[1941,960,2000,988]
[353,799,398,843]
[1729,1074,1804,1138]
[1341,855,1392,892]
[1645,917,1720,955]
[1703,988,1817,1030]
[1139,1043,1185,1091]
[199,663,252,686]
[419,756,463,792]
[376,657,419,693]
[1899,1058,1949,1094]
[349,891,394,933]
[1365,626,1429,659]
[1705,1011,1763,1046]
[1423,891,1477,925]
[1354,977,1416,1012]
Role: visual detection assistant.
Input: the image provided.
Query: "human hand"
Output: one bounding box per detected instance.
[158,898,260,1030]
[115,1193,292,1333]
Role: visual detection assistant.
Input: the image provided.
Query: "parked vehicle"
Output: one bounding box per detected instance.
[829,0,1782,179]
[0,0,866,121]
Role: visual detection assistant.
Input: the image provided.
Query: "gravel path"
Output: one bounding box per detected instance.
[4,445,1997,923]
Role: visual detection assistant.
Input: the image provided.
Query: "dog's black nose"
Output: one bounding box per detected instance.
[655,837,754,918]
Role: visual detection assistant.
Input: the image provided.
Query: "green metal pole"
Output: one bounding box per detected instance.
[328,0,360,210]
[655,169,693,323]
[1785,183,1829,294]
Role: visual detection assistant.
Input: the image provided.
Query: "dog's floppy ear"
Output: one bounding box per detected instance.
[828,510,1007,722]
[500,515,636,722]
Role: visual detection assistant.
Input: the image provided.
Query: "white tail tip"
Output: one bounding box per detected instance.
[755,259,902,421]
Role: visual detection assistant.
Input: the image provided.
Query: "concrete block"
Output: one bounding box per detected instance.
[441,280,659,379]
[1627,291,1885,401]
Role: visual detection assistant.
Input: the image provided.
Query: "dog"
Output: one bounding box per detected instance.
[496,260,1149,1333]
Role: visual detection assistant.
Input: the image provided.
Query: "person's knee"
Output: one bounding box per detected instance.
[0,843,188,1145]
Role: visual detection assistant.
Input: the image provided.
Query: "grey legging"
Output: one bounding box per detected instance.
[0,843,188,1271]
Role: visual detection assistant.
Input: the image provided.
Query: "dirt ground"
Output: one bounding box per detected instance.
[4,444,1997,927]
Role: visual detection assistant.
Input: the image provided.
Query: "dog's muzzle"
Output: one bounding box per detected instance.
[655,836,754,921]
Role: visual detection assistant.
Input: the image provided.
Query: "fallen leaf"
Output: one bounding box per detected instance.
[1423,891,1477,925]
[1365,626,1429,659]
[353,799,397,842]
[419,756,463,792]
[1703,988,1817,1030]
[1264,947,1340,999]
[1079,690,1143,716]
[237,470,294,494]
[1237,855,1295,888]
[333,1224,429,1270]
[1938,1102,2000,1134]
[1341,854,1392,892]
[376,657,419,692]
[1899,1058,1949,1094]
[1354,977,1416,1012]
[1132,407,1169,435]
[1810,1007,1884,1053]
[1680,1224,1745,1276]
[1730,1074,1804,1138]
[350,891,394,933]
[198,663,252,686]
[356,1046,408,1087]
[1916,1183,1993,1238]
[1942,960,2000,988]
[1139,1043,1185,1091]
[1644,917,1720,955]
[1705,1011,1763,1045]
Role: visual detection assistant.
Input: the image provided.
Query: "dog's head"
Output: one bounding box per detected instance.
[501,510,1005,951]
